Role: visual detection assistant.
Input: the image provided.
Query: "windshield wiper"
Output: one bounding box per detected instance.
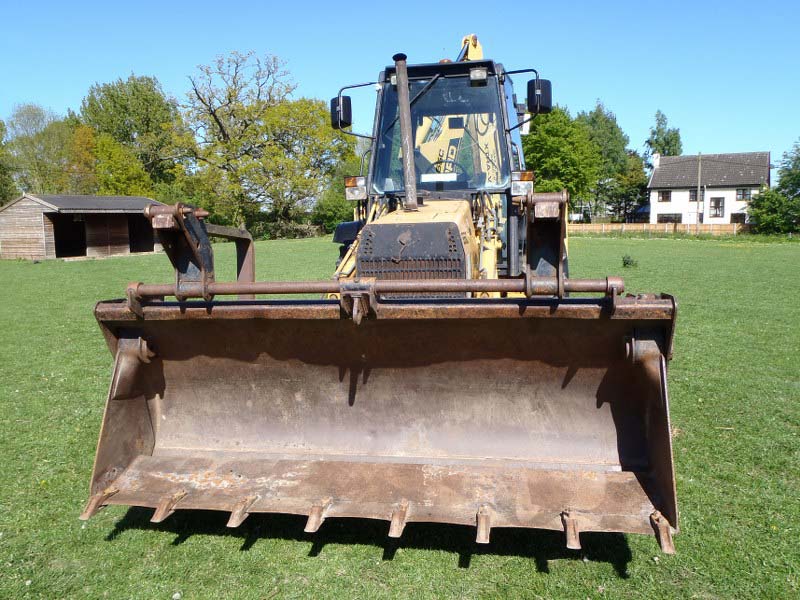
[382,74,442,136]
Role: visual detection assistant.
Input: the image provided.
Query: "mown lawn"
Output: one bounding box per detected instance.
[0,236,798,599]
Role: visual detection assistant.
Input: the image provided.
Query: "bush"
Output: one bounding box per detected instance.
[748,188,800,234]
[311,194,354,234]
[249,220,321,240]
[622,254,638,268]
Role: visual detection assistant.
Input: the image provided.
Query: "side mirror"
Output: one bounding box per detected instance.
[526,79,552,114]
[330,96,352,129]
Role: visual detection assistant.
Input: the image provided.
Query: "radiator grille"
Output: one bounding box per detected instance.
[358,257,466,298]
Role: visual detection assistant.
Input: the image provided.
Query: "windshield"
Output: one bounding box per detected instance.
[372,75,510,195]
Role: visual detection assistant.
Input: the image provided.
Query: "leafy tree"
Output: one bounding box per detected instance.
[776,139,800,199]
[748,141,800,234]
[66,124,99,194]
[94,133,153,196]
[312,154,362,233]
[183,51,353,229]
[522,107,602,204]
[0,120,17,204]
[6,104,73,193]
[81,75,180,183]
[607,151,648,220]
[311,194,353,233]
[747,188,799,234]
[576,101,629,180]
[644,110,682,167]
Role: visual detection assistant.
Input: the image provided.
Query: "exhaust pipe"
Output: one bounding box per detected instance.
[392,53,418,211]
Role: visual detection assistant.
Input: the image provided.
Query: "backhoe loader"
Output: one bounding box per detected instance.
[82,35,679,555]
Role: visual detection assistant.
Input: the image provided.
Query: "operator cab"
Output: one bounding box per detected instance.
[331,59,552,200]
[374,60,509,196]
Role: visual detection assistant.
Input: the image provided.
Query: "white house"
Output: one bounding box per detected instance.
[647,152,770,225]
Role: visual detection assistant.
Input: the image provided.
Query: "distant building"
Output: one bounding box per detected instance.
[0,194,162,260]
[647,152,770,225]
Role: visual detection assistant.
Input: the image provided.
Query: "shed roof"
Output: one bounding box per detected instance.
[31,194,161,213]
[648,152,770,189]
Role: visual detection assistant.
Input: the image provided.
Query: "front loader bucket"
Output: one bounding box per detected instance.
[84,295,678,552]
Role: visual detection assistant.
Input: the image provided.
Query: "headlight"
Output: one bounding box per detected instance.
[344,176,368,201]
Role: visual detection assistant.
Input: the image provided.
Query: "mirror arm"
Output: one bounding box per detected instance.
[337,82,378,140]
[505,68,540,78]
[359,148,372,176]
[507,113,536,134]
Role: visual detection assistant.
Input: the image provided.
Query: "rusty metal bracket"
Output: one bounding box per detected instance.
[126,282,144,318]
[109,338,155,401]
[608,284,619,313]
[624,331,665,365]
[339,279,377,324]
[146,203,215,302]
[144,204,256,303]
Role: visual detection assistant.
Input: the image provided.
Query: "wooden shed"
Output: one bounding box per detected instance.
[0,194,162,260]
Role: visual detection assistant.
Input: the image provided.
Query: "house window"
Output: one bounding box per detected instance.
[736,188,752,201]
[657,191,671,202]
[657,213,682,224]
[730,213,747,224]
[689,189,705,202]
[710,197,724,218]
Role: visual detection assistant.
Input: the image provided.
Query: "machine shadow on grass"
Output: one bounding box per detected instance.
[106,507,632,577]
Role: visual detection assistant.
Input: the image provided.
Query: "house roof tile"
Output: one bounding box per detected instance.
[648,152,770,189]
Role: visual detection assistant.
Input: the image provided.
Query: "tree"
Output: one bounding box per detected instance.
[0,120,17,204]
[66,125,99,194]
[576,101,629,181]
[183,51,353,229]
[748,140,800,234]
[606,151,648,221]
[6,104,74,194]
[776,139,800,199]
[644,110,682,167]
[81,75,180,183]
[747,188,800,234]
[312,154,362,233]
[94,133,153,196]
[522,107,602,204]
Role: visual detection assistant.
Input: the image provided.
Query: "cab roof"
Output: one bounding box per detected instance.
[382,59,501,81]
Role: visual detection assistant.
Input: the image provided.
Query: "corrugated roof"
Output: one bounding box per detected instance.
[648,152,770,189]
[34,194,161,213]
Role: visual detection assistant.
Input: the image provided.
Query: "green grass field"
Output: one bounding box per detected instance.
[1,236,798,599]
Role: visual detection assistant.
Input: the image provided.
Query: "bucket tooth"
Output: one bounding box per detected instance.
[561,510,581,550]
[226,495,259,528]
[79,487,119,521]
[475,505,492,544]
[388,501,409,538]
[150,490,187,524]
[651,511,676,554]
[304,503,326,533]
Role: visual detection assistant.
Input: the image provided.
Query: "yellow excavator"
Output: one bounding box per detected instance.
[82,36,679,555]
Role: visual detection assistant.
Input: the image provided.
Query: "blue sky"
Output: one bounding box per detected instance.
[1,0,798,163]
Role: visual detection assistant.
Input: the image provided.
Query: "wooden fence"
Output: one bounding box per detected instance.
[569,223,750,236]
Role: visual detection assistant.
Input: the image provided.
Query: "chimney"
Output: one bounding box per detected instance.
[652,153,661,169]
